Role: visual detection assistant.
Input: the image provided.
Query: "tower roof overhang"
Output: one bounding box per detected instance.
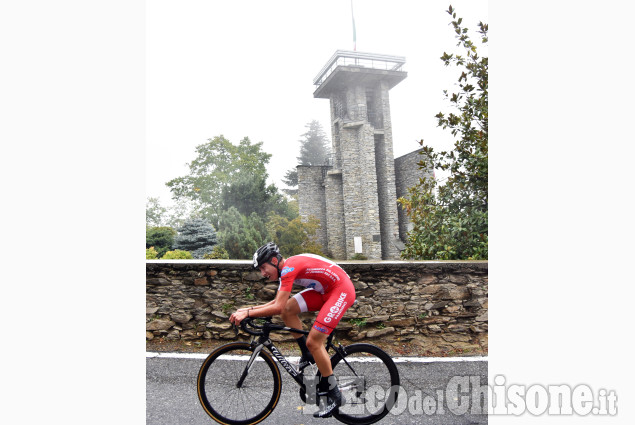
[313,50,407,99]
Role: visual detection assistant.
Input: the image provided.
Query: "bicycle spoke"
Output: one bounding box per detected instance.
[198,343,281,424]
[331,344,400,424]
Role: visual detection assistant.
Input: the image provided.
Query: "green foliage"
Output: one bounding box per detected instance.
[164,133,297,256]
[297,120,331,165]
[146,197,168,227]
[166,135,272,225]
[157,131,325,262]
[163,198,200,229]
[221,302,235,315]
[244,287,255,300]
[399,5,488,261]
[146,197,200,230]
[203,246,230,259]
[350,253,368,260]
[266,186,297,221]
[286,199,300,217]
[161,249,193,259]
[267,214,323,257]
[221,172,270,217]
[283,120,331,196]
[217,207,269,259]
[173,217,219,259]
[282,169,298,196]
[221,172,296,221]
[146,226,177,258]
[146,246,159,259]
[350,318,367,328]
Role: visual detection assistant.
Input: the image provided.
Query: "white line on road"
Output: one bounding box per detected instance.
[146,351,487,363]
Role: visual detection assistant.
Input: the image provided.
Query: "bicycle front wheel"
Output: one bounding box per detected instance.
[197,342,282,425]
[330,343,400,425]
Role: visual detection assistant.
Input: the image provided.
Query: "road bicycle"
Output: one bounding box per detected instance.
[197,317,400,425]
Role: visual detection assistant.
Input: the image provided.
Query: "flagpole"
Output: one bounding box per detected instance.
[351,0,356,52]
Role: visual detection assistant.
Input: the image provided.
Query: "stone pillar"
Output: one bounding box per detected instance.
[374,82,401,259]
[338,85,382,259]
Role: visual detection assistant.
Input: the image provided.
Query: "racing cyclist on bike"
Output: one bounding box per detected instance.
[229,242,356,418]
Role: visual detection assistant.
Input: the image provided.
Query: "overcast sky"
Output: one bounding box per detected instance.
[146,0,488,206]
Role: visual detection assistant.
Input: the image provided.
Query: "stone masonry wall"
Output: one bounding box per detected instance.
[339,85,382,259]
[146,260,488,355]
[297,165,329,251]
[374,80,400,260]
[394,149,434,242]
[324,171,346,259]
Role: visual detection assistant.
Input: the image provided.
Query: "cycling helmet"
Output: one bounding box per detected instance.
[253,242,281,269]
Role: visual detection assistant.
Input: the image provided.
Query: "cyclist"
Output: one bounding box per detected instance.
[229,242,356,418]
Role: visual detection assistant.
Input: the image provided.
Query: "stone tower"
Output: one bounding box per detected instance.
[298,50,408,260]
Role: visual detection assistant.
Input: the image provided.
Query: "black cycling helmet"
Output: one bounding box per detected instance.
[253,242,281,269]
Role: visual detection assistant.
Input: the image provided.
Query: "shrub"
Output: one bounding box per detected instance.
[203,246,230,259]
[146,226,177,258]
[350,253,368,260]
[146,246,158,259]
[161,249,193,260]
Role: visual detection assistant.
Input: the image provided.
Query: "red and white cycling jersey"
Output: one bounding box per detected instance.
[278,253,350,294]
[278,253,356,334]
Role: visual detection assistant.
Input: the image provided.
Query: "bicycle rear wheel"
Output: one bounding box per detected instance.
[330,343,400,425]
[197,342,282,425]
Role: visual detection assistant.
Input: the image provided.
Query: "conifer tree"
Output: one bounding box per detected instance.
[282,120,331,195]
[172,217,219,259]
[297,120,331,165]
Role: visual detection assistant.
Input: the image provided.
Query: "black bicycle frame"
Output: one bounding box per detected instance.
[239,321,344,390]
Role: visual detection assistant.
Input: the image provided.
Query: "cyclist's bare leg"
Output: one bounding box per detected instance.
[306,328,332,377]
[280,297,304,339]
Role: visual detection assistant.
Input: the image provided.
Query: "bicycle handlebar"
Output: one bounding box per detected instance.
[240,317,272,336]
[239,316,309,337]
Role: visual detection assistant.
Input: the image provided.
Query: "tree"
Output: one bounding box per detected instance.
[281,169,298,197]
[267,214,323,257]
[146,197,167,227]
[146,196,200,229]
[398,5,488,260]
[282,120,331,195]
[146,226,177,258]
[163,198,200,229]
[221,172,271,217]
[297,120,331,165]
[166,135,272,226]
[172,217,219,259]
[221,172,296,220]
[217,207,269,259]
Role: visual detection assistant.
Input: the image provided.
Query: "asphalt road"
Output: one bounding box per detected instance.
[147,353,488,425]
